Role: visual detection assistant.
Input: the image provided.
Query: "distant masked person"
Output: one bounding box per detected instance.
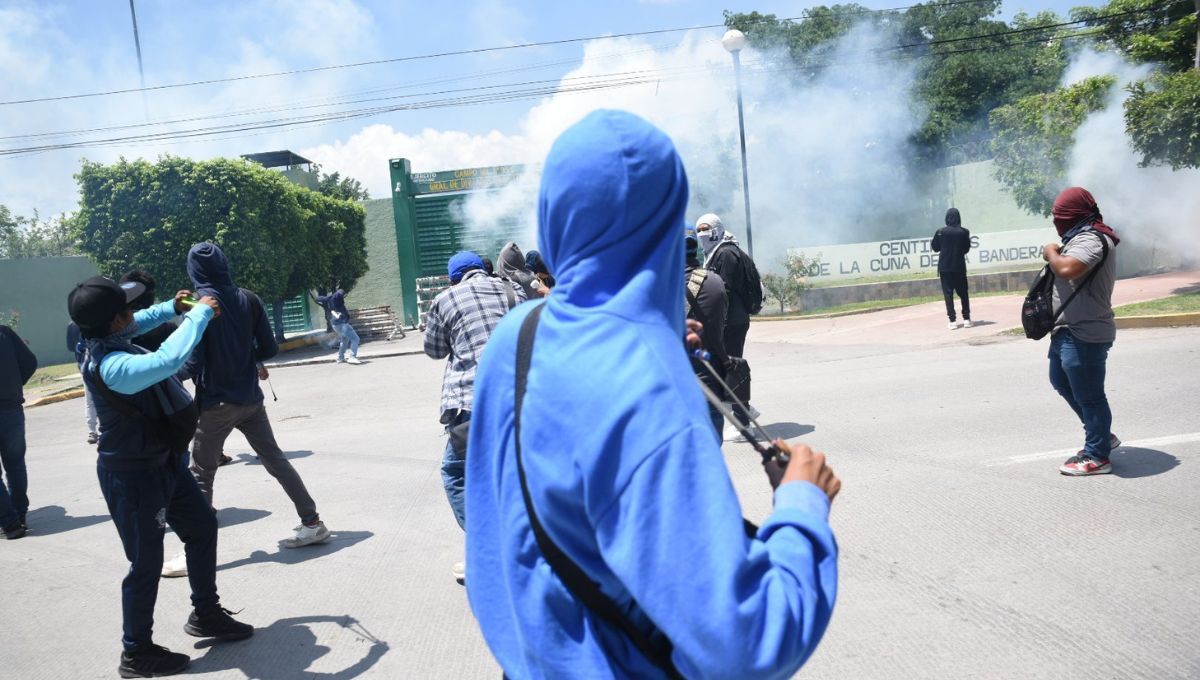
[1042,187,1121,476]
[315,287,362,365]
[68,276,252,678]
[181,243,330,574]
[931,208,973,329]
[696,213,763,437]
[67,321,98,444]
[525,249,556,290]
[496,242,550,300]
[423,251,525,584]
[466,110,840,679]
[121,270,179,351]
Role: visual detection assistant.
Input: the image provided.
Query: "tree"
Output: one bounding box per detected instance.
[1125,69,1200,169]
[1072,0,1198,73]
[298,164,371,201]
[762,252,822,314]
[988,75,1116,215]
[0,205,80,258]
[73,155,368,317]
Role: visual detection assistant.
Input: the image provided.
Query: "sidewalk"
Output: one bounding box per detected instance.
[750,269,1200,347]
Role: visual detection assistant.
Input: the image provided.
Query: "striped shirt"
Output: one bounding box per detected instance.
[424,270,525,417]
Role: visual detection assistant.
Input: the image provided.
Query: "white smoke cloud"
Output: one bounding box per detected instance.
[449,25,927,270]
[1063,49,1200,269]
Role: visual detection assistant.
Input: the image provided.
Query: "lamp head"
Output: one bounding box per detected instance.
[721,29,746,53]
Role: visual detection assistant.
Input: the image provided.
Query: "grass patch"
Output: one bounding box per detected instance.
[763,290,1012,318]
[27,362,80,387]
[1113,291,1200,317]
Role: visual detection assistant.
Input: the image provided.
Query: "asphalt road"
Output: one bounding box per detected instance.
[4,322,1197,679]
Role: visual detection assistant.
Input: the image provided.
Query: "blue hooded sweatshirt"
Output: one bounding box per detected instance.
[465,110,838,680]
[183,243,279,407]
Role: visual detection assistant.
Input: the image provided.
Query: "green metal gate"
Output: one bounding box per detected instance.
[389,160,530,326]
[266,294,312,337]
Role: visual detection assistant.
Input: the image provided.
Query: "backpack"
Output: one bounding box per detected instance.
[734,247,765,315]
[1021,233,1109,340]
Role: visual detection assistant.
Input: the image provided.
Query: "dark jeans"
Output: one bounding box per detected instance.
[97,452,220,651]
[724,323,752,426]
[1048,330,1113,460]
[191,401,319,524]
[441,411,469,530]
[0,407,28,528]
[939,271,970,322]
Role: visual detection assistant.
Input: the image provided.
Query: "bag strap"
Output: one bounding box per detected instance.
[1051,233,1110,323]
[513,304,682,679]
[504,282,517,310]
[684,268,708,327]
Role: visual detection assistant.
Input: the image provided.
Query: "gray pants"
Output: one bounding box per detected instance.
[190,401,318,524]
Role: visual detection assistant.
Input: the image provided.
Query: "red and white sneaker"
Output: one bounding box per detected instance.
[1060,454,1112,476]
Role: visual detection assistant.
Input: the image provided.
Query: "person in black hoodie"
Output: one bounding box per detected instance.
[684,228,729,439]
[182,243,330,558]
[932,208,973,329]
[67,276,252,678]
[0,323,36,539]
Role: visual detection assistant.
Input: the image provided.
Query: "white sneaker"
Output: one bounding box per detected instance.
[162,551,188,578]
[346,356,363,365]
[962,319,973,328]
[281,521,331,548]
[453,561,465,585]
[336,357,347,364]
[948,321,960,330]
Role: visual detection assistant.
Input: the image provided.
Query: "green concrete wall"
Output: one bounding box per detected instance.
[0,256,100,366]
[348,198,403,314]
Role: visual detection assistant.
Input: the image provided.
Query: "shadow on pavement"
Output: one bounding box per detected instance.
[23,505,108,536]
[192,614,388,679]
[1113,447,1180,479]
[217,507,271,529]
[1170,282,1200,295]
[759,423,815,440]
[235,450,315,465]
[217,530,373,572]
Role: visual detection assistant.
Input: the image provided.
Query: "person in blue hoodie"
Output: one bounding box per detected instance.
[68,276,252,678]
[314,287,361,364]
[182,243,329,560]
[465,110,842,679]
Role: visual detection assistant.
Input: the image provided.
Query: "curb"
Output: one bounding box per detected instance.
[995,312,1200,337]
[268,348,426,369]
[757,305,915,322]
[1115,312,1200,329]
[27,388,84,408]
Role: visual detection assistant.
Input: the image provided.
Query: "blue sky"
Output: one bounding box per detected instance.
[0,0,1097,216]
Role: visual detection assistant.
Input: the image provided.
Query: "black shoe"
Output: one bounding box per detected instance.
[218,454,233,466]
[184,607,254,641]
[118,643,189,678]
[2,521,25,540]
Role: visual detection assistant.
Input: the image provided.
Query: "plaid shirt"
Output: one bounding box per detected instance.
[424,270,525,417]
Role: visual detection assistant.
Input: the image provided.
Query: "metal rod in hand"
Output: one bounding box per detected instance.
[691,352,788,465]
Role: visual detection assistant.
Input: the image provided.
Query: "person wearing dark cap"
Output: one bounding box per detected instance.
[496,242,549,300]
[68,275,252,678]
[182,242,330,559]
[424,250,524,583]
[931,208,973,329]
[0,322,36,539]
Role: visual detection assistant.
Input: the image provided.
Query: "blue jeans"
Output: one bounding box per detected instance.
[334,321,360,361]
[1048,330,1113,460]
[98,453,220,651]
[441,411,469,530]
[0,407,28,528]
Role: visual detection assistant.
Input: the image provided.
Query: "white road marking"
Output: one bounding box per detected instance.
[992,432,1200,466]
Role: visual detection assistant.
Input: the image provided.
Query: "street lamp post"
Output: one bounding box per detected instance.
[722,29,754,259]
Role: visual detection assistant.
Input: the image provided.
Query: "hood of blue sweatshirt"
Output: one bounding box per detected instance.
[187,242,238,305]
[465,110,837,680]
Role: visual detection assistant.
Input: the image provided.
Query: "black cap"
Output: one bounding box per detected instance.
[67,276,147,337]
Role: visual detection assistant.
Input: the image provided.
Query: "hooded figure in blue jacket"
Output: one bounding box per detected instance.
[465,110,841,679]
[181,243,329,565]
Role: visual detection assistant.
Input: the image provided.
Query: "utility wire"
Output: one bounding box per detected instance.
[0,0,1003,107]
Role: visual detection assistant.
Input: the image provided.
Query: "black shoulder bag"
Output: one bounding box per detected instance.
[513,304,683,679]
[1021,234,1109,341]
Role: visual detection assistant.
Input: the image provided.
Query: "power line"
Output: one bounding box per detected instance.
[0,25,1118,158]
[0,0,1002,107]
